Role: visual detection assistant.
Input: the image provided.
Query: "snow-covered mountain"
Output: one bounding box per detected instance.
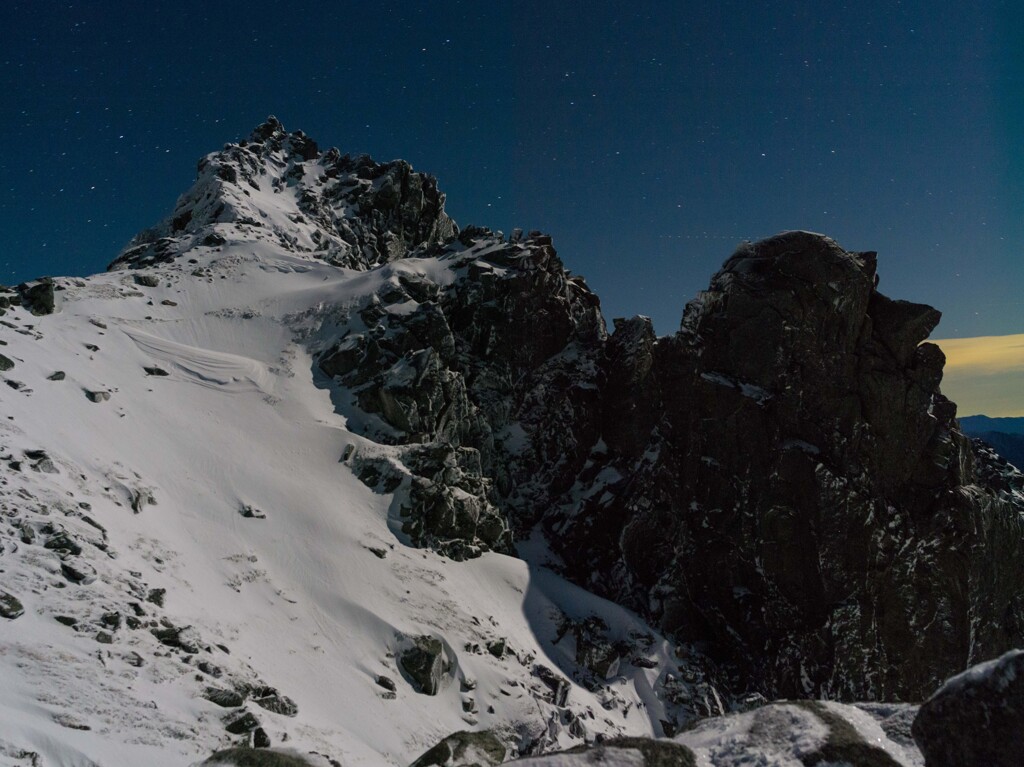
[1,118,1021,767]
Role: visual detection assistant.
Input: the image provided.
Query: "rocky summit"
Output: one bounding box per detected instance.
[0,118,1022,765]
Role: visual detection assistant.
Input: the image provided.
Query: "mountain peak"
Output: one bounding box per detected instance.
[110,120,457,272]
[250,114,286,141]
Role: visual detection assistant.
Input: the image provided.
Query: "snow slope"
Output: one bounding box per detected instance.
[0,118,931,766]
[0,240,689,766]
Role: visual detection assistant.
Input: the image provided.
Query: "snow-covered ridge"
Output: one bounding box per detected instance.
[0,239,678,766]
[111,116,456,272]
[2,119,1020,767]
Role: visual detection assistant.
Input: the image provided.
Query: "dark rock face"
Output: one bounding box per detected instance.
[912,650,1024,767]
[324,226,1024,707]
[327,230,605,557]
[326,225,1024,708]
[534,232,1024,704]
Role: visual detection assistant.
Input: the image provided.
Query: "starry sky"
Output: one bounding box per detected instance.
[2,1,1022,411]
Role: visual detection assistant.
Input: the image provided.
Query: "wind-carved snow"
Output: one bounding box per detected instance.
[124,327,273,392]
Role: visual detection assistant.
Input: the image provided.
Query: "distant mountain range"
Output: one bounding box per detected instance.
[960,416,1024,470]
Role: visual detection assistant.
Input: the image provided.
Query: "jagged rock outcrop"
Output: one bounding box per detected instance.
[548,232,1024,705]
[325,227,605,557]
[322,219,1024,707]
[968,437,1024,499]
[968,431,1024,473]
[111,116,456,272]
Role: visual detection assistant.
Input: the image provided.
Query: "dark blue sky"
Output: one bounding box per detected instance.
[2,1,1020,337]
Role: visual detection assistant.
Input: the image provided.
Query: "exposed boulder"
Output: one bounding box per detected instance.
[205,687,246,708]
[225,711,261,735]
[250,686,298,717]
[44,530,81,555]
[60,559,97,585]
[789,701,902,766]
[517,737,696,767]
[151,624,202,653]
[409,730,506,767]
[0,591,24,619]
[533,665,571,708]
[202,747,320,766]
[17,278,56,315]
[398,635,454,696]
[912,650,1024,767]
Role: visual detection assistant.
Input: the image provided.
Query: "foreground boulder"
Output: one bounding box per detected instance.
[409,730,506,767]
[513,738,696,767]
[202,747,330,766]
[912,649,1024,766]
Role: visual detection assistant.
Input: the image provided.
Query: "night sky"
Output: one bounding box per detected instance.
[2,1,1021,348]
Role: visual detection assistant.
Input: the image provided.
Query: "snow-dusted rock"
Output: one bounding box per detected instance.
[0,591,25,619]
[410,730,506,767]
[912,649,1024,767]
[111,116,456,273]
[398,635,454,696]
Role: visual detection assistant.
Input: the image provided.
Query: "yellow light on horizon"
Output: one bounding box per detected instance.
[932,333,1024,418]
